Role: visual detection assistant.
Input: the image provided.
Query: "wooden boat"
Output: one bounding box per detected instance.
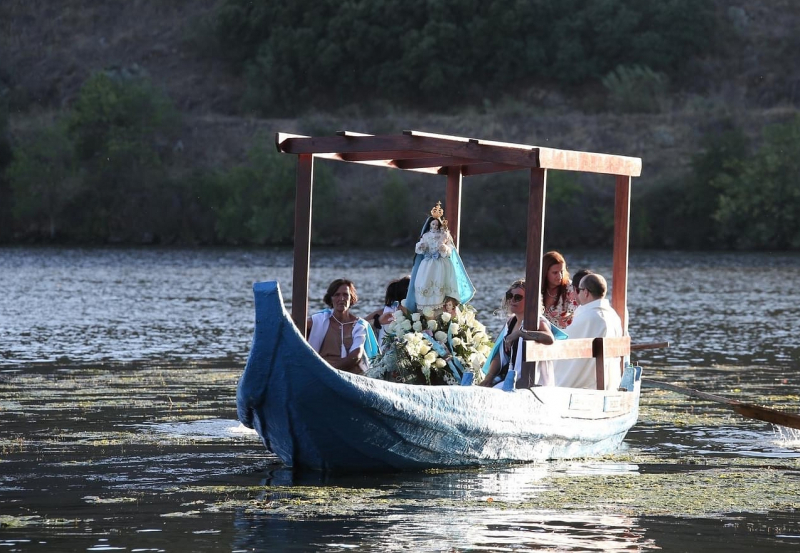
[237,130,643,472]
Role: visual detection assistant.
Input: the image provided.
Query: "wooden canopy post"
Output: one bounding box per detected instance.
[524,168,547,333]
[445,168,463,249]
[519,167,547,387]
[611,175,631,333]
[291,154,314,334]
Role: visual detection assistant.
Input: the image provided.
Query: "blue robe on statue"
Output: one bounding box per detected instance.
[406,217,475,312]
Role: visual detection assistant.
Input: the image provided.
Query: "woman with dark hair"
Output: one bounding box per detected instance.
[541,251,579,329]
[306,279,378,374]
[365,276,411,348]
[405,202,474,313]
[479,278,554,388]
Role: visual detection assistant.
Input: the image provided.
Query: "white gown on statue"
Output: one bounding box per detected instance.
[413,230,460,310]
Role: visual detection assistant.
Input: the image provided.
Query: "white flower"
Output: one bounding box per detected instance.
[427,320,438,331]
[479,344,492,357]
[440,312,452,323]
[434,331,448,342]
[411,312,421,322]
[424,351,437,365]
[418,342,431,356]
[400,319,412,331]
[423,308,435,319]
[412,321,423,332]
[449,323,460,334]
[451,337,463,347]
[472,331,485,342]
[434,358,447,369]
[470,352,487,371]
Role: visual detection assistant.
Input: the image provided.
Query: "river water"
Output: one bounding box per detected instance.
[1,246,800,551]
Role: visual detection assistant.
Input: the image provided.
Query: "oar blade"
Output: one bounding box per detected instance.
[731,404,800,431]
[643,378,800,430]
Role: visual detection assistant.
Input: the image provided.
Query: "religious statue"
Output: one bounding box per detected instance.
[405,202,475,313]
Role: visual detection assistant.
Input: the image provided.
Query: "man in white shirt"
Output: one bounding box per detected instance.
[554,273,623,390]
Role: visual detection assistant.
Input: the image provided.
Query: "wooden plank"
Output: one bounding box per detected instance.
[337,130,373,137]
[524,168,546,329]
[538,147,642,177]
[445,169,463,250]
[291,154,314,334]
[276,132,307,152]
[525,338,595,361]
[395,156,475,169]
[593,335,630,390]
[594,335,631,358]
[524,336,631,362]
[612,175,631,332]
[312,152,441,174]
[280,134,542,169]
[339,151,440,162]
[461,162,525,176]
[524,336,630,390]
[279,131,643,178]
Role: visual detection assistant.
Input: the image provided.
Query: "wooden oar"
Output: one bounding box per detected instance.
[642,378,800,430]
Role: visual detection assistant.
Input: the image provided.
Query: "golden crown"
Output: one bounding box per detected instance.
[430,201,444,219]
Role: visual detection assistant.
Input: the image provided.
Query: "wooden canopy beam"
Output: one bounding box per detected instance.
[276,131,642,177]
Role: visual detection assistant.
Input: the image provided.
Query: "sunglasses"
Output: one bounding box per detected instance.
[505,292,525,302]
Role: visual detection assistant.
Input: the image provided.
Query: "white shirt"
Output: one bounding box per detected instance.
[554,298,623,390]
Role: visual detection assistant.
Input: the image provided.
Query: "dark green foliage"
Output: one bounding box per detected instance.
[6,123,76,239]
[602,65,668,113]
[194,139,337,245]
[713,116,800,249]
[65,72,180,241]
[0,88,13,241]
[211,0,714,115]
[459,169,591,249]
[632,122,750,250]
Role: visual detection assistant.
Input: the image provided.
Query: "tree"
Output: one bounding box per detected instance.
[714,116,800,249]
[6,124,77,239]
[66,71,180,241]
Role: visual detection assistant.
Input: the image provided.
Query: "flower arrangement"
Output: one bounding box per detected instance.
[365,304,493,386]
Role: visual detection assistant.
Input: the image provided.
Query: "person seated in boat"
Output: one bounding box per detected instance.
[306,279,378,375]
[554,273,624,390]
[405,202,475,314]
[542,251,579,329]
[479,279,554,388]
[364,276,410,350]
[568,268,593,305]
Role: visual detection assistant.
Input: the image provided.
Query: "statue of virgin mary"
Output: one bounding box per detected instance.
[405,202,475,313]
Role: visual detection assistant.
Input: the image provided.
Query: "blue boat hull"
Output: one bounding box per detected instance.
[237,281,641,473]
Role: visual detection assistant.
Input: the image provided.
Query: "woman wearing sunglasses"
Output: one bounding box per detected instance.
[479,279,554,388]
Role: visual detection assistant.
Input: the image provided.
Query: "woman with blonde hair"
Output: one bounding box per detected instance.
[480,278,554,388]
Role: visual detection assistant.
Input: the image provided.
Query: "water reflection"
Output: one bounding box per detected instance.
[236,466,653,552]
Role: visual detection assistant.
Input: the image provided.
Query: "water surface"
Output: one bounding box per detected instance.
[2,246,800,551]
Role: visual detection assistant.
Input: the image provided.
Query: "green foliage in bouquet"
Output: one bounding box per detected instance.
[365,304,493,386]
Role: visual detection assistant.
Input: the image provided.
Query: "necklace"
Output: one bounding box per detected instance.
[546,288,558,299]
[330,313,355,358]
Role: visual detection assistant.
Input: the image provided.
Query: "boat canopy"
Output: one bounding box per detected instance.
[276,130,642,388]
